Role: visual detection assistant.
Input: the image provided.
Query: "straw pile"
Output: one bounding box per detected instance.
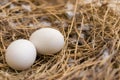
[0,0,120,80]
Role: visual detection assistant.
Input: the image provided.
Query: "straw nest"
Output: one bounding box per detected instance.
[0,0,120,80]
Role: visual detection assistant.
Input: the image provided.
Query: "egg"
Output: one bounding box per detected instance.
[30,28,64,55]
[5,39,37,70]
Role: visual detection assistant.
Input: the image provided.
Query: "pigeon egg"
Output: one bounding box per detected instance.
[5,39,37,70]
[30,28,64,55]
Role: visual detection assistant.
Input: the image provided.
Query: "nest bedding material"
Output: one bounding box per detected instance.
[0,0,120,80]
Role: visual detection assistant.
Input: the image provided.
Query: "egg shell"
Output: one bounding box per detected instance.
[30,28,64,55]
[5,39,37,70]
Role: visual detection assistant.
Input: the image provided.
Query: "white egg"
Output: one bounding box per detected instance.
[30,28,64,55]
[5,39,37,70]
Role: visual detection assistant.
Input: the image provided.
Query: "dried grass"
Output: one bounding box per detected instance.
[0,0,120,80]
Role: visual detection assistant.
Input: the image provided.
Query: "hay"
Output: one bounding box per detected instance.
[0,0,120,80]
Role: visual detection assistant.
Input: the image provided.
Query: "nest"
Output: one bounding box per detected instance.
[0,0,120,80]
